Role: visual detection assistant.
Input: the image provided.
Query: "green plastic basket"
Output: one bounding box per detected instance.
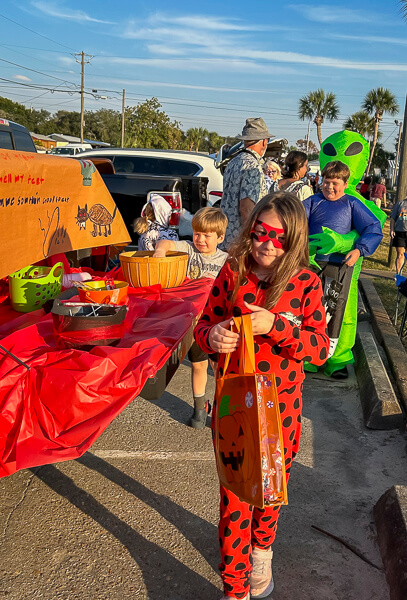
[9,262,64,313]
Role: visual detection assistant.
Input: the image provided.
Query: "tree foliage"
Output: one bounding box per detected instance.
[125,98,183,149]
[298,89,339,146]
[371,142,395,174]
[296,138,318,154]
[343,111,378,139]
[362,87,399,174]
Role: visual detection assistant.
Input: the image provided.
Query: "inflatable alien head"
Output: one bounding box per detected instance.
[319,130,369,192]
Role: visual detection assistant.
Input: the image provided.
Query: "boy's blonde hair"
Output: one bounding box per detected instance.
[321,161,350,183]
[192,207,228,237]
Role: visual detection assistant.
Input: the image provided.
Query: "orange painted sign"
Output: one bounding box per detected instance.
[0,150,131,279]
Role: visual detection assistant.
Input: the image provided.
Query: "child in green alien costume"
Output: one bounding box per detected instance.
[304,131,385,377]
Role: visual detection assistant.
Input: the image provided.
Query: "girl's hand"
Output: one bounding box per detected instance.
[244,302,275,335]
[343,248,361,267]
[208,319,240,353]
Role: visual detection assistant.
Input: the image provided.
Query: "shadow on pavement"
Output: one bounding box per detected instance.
[31,461,219,600]
[78,452,219,571]
[147,390,193,425]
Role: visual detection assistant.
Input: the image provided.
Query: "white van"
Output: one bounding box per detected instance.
[50,143,93,156]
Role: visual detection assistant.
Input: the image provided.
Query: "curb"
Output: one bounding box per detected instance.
[354,329,403,429]
[374,486,407,600]
[359,278,407,415]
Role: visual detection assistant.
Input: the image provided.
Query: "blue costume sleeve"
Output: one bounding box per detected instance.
[351,198,383,257]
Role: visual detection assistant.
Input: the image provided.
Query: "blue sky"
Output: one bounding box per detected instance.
[0,0,406,150]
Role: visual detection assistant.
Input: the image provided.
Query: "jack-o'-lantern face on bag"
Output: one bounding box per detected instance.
[218,411,256,484]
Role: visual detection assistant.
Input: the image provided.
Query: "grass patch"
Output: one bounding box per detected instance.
[372,276,407,348]
[363,216,393,271]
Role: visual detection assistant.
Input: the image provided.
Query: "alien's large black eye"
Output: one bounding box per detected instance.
[344,141,363,156]
[322,143,336,156]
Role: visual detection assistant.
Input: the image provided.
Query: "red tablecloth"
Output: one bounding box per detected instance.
[0,278,212,477]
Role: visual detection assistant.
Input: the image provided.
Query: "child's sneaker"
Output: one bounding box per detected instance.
[250,547,274,598]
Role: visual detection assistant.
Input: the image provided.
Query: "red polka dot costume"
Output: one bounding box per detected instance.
[194,261,329,598]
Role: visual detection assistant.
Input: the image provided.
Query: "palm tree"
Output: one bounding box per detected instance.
[207,131,224,154]
[343,111,376,139]
[362,87,399,174]
[401,0,407,20]
[298,89,339,147]
[186,127,209,152]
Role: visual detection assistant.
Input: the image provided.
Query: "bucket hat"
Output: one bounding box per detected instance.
[236,117,273,141]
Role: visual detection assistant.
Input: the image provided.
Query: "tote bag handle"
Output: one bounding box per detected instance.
[222,314,256,376]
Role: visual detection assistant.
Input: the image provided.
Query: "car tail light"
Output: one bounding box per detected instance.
[0,119,9,126]
[147,191,182,229]
[155,192,182,209]
[168,212,181,227]
[209,191,223,203]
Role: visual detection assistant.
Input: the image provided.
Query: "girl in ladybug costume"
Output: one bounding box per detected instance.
[194,192,329,599]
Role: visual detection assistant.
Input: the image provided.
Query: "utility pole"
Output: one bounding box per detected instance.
[396,95,407,204]
[306,121,311,154]
[121,89,125,148]
[392,120,403,189]
[74,51,93,143]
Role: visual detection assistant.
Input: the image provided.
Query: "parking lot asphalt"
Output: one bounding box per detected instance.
[1,361,406,600]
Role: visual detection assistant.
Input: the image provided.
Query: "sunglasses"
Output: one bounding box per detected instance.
[250,219,286,249]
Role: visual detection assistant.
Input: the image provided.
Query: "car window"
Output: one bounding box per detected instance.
[12,130,36,152]
[51,147,75,155]
[0,130,14,150]
[112,156,201,176]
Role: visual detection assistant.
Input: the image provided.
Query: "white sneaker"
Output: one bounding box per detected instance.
[250,547,274,598]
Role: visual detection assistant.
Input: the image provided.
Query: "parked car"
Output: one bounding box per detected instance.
[0,118,37,152]
[50,143,93,156]
[78,148,224,236]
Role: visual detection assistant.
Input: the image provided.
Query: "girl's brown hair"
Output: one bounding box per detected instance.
[228,192,309,310]
[281,150,308,179]
[132,203,155,234]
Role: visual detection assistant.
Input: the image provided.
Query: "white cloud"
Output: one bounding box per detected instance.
[102,55,296,75]
[203,45,407,72]
[58,56,76,66]
[89,77,276,95]
[289,4,374,22]
[118,13,407,74]
[14,74,31,82]
[329,33,407,46]
[149,14,284,32]
[147,44,187,56]
[32,1,116,24]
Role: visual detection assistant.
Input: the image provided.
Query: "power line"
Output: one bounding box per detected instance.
[0,12,77,52]
[0,57,79,87]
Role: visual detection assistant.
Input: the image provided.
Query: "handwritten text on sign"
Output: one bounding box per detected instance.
[0,150,130,279]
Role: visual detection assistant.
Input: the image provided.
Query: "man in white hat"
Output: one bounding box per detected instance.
[221,117,272,248]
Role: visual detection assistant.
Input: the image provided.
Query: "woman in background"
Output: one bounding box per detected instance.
[263,159,281,191]
[269,150,312,201]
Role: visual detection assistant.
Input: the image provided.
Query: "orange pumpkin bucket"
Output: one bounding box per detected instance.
[77,280,128,305]
[119,251,188,289]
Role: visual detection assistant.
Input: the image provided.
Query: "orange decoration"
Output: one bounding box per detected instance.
[0,150,130,279]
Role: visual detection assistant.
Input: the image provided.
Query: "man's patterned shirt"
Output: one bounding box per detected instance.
[220,149,267,249]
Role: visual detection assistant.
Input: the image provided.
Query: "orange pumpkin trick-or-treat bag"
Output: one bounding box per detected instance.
[214,314,288,509]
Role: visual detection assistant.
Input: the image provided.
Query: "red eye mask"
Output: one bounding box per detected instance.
[250,220,286,248]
